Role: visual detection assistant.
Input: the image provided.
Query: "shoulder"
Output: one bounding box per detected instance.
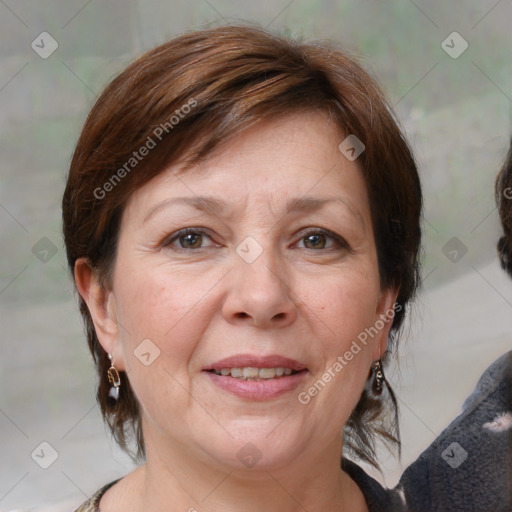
[396,350,512,511]
[342,458,407,512]
[74,480,120,512]
[462,350,512,413]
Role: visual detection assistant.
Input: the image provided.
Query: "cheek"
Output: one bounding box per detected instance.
[308,270,381,350]
[113,268,217,423]
[301,279,379,424]
[115,266,217,371]
[302,269,380,397]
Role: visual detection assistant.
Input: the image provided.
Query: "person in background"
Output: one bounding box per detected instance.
[393,143,512,511]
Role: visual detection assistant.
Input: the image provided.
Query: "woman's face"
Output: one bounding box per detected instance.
[86,110,396,471]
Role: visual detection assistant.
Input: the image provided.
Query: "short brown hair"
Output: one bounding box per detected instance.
[62,24,422,468]
[496,140,512,276]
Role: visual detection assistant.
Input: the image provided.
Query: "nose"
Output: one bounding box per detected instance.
[221,248,297,329]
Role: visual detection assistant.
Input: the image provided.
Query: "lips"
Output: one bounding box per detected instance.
[203,354,308,400]
[210,367,296,380]
[204,354,307,372]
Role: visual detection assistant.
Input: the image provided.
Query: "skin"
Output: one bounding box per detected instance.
[76,110,397,512]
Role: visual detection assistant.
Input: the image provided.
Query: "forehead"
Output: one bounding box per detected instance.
[122,110,371,224]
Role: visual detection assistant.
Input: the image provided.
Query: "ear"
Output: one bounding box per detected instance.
[74,257,126,370]
[372,287,399,361]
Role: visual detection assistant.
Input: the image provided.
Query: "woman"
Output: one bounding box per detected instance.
[63,25,421,511]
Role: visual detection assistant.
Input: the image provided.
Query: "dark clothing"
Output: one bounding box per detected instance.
[343,458,406,511]
[394,351,512,511]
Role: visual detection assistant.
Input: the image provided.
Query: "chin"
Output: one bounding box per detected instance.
[200,420,308,472]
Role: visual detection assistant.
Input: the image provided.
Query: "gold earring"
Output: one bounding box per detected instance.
[372,359,385,396]
[107,353,121,400]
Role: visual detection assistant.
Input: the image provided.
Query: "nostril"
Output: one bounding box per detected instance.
[235,312,250,319]
[272,312,286,321]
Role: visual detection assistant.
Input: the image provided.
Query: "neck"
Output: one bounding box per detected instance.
[118,433,369,512]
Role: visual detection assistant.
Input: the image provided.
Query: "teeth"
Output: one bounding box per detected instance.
[212,367,298,380]
[243,367,259,378]
[258,368,276,379]
[231,368,243,378]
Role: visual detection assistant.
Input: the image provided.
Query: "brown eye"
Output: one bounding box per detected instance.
[303,233,327,249]
[296,228,350,252]
[178,232,203,249]
[164,228,218,252]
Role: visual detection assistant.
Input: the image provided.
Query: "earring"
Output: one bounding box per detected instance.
[372,359,385,396]
[107,353,121,400]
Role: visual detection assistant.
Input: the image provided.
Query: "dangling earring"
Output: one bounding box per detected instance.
[107,353,121,400]
[371,359,385,396]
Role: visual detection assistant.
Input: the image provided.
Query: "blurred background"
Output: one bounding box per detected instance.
[1,1,511,510]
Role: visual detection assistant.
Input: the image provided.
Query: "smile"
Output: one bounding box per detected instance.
[203,355,308,399]
[208,367,300,380]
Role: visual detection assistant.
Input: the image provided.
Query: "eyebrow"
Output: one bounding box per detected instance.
[143,196,227,224]
[142,195,365,229]
[283,196,366,231]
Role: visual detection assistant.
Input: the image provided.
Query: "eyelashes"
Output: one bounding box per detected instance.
[163,227,218,251]
[163,227,351,253]
[294,228,350,251]
[169,229,203,249]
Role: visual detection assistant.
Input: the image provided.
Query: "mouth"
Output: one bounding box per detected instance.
[202,354,308,399]
[206,366,304,380]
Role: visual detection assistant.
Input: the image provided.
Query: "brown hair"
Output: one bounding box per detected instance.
[62,24,422,468]
[496,140,512,276]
